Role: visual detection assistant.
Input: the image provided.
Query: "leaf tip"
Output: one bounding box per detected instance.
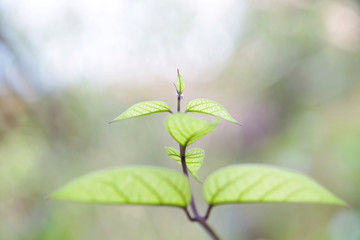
[234,120,242,126]
[47,190,61,201]
[335,198,348,208]
[108,117,121,124]
[195,176,202,183]
[108,118,121,124]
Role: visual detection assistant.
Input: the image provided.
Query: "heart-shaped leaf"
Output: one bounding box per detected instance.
[203,164,346,206]
[186,99,239,124]
[165,113,219,147]
[165,147,204,181]
[110,101,172,123]
[51,166,191,207]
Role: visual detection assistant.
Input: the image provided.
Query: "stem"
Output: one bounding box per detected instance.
[204,205,213,220]
[198,220,221,240]
[180,144,220,240]
[177,95,181,112]
[184,207,195,222]
[179,145,189,176]
[176,91,221,240]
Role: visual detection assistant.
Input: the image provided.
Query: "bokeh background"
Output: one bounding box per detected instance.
[1,0,360,239]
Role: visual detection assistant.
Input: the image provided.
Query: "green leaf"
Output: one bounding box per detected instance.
[165,113,219,146]
[165,147,205,181]
[51,166,191,207]
[186,99,239,124]
[165,147,181,161]
[176,69,185,94]
[110,101,172,122]
[203,164,346,206]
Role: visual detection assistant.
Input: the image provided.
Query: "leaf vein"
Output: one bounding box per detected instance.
[258,178,292,201]
[210,171,252,203]
[131,173,163,204]
[237,174,271,201]
[156,174,188,205]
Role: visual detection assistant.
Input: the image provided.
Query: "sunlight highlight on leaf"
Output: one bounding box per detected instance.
[110,101,172,122]
[51,166,191,207]
[203,164,346,206]
[165,113,219,146]
[186,99,239,124]
[165,147,204,181]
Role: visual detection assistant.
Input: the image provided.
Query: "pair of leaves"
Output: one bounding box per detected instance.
[110,99,239,125]
[109,69,238,125]
[51,165,345,208]
[110,100,236,148]
[165,147,204,181]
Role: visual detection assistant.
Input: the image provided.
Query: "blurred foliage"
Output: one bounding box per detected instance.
[1,0,360,239]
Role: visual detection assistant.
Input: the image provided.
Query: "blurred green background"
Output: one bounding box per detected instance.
[1,0,360,239]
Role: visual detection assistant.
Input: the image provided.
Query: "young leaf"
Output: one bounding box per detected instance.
[110,101,172,123]
[203,164,346,206]
[165,147,181,163]
[165,113,219,146]
[176,69,185,94]
[51,166,191,207]
[165,147,205,181]
[186,99,239,124]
